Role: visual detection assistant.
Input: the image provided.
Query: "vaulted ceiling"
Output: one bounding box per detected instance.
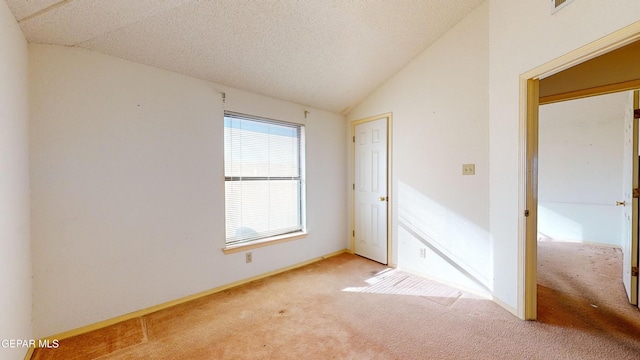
[6,0,484,114]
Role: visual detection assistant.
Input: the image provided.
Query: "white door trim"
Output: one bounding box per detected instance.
[519,21,640,320]
[350,113,393,266]
[622,90,639,305]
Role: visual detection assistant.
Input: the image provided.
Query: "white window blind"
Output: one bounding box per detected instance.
[224,112,305,245]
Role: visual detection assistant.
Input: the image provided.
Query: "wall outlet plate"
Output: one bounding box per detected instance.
[462,164,475,175]
[246,252,252,263]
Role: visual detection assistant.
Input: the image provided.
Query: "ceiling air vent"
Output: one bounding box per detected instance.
[551,0,575,14]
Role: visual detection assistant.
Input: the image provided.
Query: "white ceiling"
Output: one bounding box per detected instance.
[7,0,484,114]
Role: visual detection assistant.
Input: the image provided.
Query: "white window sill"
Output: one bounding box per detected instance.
[222,231,308,254]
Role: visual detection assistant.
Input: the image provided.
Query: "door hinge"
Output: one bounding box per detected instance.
[634,188,640,198]
[634,109,640,119]
[353,183,355,190]
[633,266,639,277]
[353,136,355,143]
[352,230,355,237]
[524,210,530,217]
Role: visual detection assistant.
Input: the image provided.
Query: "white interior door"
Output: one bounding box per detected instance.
[621,90,639,305]
[354,118,388,264]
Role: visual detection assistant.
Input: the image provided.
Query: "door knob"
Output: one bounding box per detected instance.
[616,201,626,206]
[380,196,387,201]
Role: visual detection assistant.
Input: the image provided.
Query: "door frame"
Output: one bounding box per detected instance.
[519,21,640,320]
[350,113,393,266]
[624,90,640,305]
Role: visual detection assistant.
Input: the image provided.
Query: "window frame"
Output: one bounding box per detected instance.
[222,111,307,253]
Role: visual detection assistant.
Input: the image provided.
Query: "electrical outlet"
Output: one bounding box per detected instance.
[246,252,252,263]
[462,164,475,175]
[419,248,426,258]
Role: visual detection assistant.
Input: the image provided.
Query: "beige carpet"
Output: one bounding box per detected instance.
[32,246,640,359]
[537,240,640,341]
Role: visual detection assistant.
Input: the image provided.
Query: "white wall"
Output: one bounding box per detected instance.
[0,1,32,359]
[29,44,347,337]
[538,92,628,246]
[348,3,491,295]
[348,0,640,315]
[489,0,640,310]
[22,0,640,339]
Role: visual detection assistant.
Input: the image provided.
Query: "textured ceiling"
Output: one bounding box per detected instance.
[7,0,484,114]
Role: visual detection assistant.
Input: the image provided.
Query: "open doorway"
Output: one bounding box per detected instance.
[519,23,640,320]
[536,92,639,328]
[537,93,629,248]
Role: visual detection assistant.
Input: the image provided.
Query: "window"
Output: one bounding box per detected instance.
[224,112,305,247]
